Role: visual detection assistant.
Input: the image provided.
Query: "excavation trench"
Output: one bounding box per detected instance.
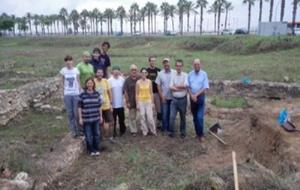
[1,80,300,189]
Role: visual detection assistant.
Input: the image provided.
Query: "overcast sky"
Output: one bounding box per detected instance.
[0,0,299,31]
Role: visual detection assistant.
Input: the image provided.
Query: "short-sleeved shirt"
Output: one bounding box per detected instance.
[59,67,80,96]
[100,53,111,78]
[76,62,94,87]
[123,76,140,109]
[155,69,175,100]
[169,71,188,98]
[108,76,125,108]
[90,58,106,74]
[94,78,111,111]
[187,70,209,94]
[147,67,160,93]
[78,91,101,123]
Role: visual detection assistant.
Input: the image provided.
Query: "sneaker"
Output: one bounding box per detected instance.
[168,133,175,138]
[95,152,100,156]
[90,152,96,156]
[180,134,186,139]
[109,137,117,144]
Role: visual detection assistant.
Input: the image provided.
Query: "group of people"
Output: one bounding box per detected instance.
[59,41,209,156]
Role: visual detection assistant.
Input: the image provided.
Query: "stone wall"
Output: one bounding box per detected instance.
[0,77,60,126]
[209,80,300,99]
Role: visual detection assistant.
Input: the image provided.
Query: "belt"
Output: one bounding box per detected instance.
[173,96,187,100]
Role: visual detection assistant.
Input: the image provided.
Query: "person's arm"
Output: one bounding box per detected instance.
[149,80,154,106]
[155,74,165,103]
[76,74,82,92]
[60,74,64,95]
[135,81,140,110]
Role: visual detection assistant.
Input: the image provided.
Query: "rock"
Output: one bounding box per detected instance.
[40,104,51,110]
[55,116,63,120]
[14,172,29,181]
[0,178,30,190]
[112,183,129,190]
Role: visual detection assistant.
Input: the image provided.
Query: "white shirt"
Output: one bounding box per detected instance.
[169,71,188,98]
[108,76,125,108]
[155,69,176,100]
[59,67,80,96]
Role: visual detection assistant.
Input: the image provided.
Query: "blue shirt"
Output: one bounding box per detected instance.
[188,70,209,94]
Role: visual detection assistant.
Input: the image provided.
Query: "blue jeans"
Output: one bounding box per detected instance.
[161,99,172,132]
[190,95,206,137]
[84,121,100,153]
[169,96,187,136]
[64,95,80,136]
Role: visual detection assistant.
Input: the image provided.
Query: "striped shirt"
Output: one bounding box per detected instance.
[78,90,102,123]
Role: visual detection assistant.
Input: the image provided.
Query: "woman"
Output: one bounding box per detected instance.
[59,55,81,138]
[135,68,157,136]
[78,78,102,156]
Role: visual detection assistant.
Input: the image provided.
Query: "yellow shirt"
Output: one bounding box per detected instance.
[94,78,111,110]
[138,80,151,102]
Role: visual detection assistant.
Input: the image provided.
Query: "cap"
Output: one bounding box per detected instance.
[112,65,120,71]
[83,51,90,56]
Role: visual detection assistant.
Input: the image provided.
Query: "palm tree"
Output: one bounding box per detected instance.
[145,2,152,34]
[185,1,194,33]
[280,0,285,22]
[177,0,187,35]
[291,0,300,35]
[243,0,255,33]
[208,2,218,32]
[26,13,32,35]
[267,0,274,22]
[104,8,114,35]
[59,8,68,35]
[224,1,233,30]
[153,4,159,34]
[11,14,16,36]
[215,0,225,35]
[92,8,100,35]
[169,5,176,32]
[161,2,170,33]
[69,10,80,35]
[259,0,263,23]
[196,0,208,34]
[116,6,126,34]
[18,17,28,36]
[80,9,89,35]
[140,7,147,34]
[130,3,139,34]
[193,9,198,33]
[88,10,95,35]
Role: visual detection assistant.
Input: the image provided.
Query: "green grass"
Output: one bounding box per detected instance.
[211,96,248,109]
[1,35,300,83]
[0,110,67,174]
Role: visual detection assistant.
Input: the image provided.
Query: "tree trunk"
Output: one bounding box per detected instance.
[200,7,203,35]
[248,2,251,33]
[110,18,113,34]
[171,16,174,32]
[143,18,145,34]
[120,17,123,33]
[35,25,38,35]
[259,0,263,22]
[269,0,274,22]
[154,14,157,34]
[100,20,103,35]
[225,9,228,30]
[217,7,221,35]
[107,19,110,35]
[214,13,217,33]
[148,13,150,35]
[151,13,153,34]
[187,12,190,32]
[194,13,196,33]
[280,0,285,22]
[292,0,297,35]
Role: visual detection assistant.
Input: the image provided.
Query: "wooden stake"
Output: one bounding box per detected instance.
[208,130,227,145]
[232,151,239,190]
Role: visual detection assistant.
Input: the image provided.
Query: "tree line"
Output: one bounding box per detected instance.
[0,0,299,37]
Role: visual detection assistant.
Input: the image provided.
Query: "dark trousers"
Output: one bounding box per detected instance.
[161,99,172,132]
[169,96,187,136]
[84,121,100,153]
[190,95,206,137]
[113,107,126,136]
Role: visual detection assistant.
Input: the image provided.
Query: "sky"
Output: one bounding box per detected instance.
[0,0,299,32]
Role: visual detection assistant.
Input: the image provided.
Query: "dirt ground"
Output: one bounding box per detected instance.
[43,98,300,190]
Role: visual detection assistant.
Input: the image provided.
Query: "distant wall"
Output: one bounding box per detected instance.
[258,22,288,36]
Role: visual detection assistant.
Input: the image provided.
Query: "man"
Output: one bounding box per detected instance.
[146,56,162,129]
[94,68,115,143]
[123,64,140,136]
[90,47,105,74]
[76,51,94,87]
[169,59,188,138]
[155,58,175,133]
[188,59,209,142]
[108,66,126,137]
[100,41,111,78]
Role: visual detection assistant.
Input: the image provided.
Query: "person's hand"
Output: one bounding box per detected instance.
[126,102,131,109]
[191,94,197,102]
[161,96,166,104]
[79,118,83,126]
[99,116,103,124]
